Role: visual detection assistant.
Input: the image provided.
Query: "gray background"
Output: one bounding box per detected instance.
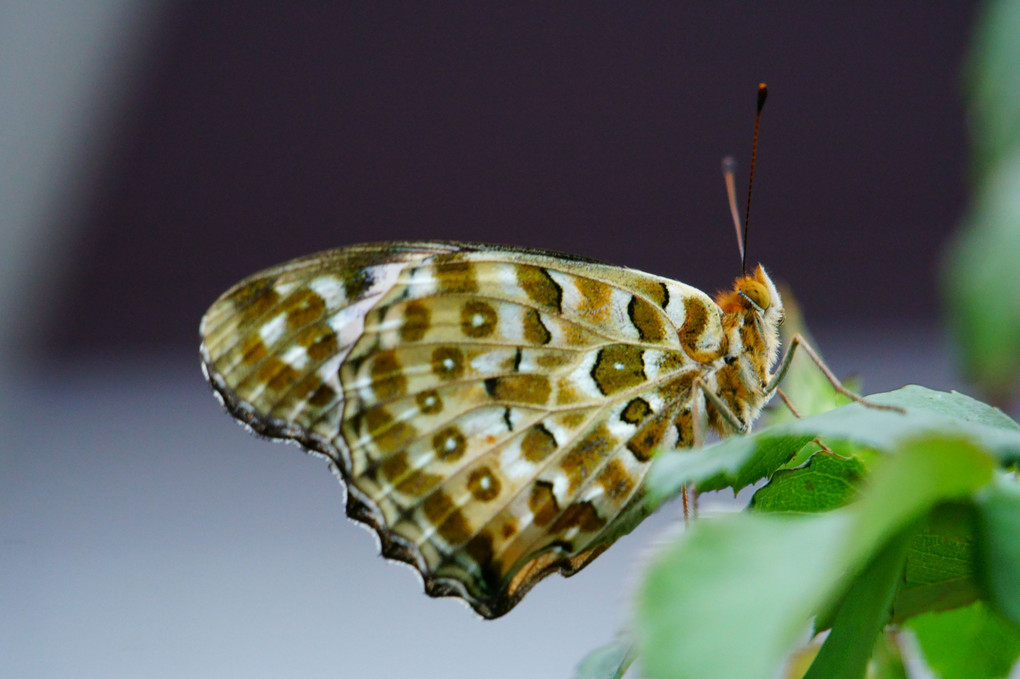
[1,3,1000,678]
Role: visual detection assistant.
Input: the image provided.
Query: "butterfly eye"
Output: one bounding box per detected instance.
[738,279,770,311]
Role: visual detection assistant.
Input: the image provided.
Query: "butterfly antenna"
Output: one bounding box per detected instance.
[722,156,743,267]
[742,83,768,275]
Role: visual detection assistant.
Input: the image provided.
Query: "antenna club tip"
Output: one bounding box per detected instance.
[722,156,737,174]
[757,83,768,110]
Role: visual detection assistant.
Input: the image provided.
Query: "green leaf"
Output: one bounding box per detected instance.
[907,601,1020,679]
[943,0,1020,402]
[751,452,865,514]
[942,156,1020,401]
[636,437,996,679]
[977,474,1020,626]
[803,529,914,679]
[891,503,980,624]
[963,0,1020,174]
[647,386,1019,505]
[637,511,850,679]
[573,637,635,679]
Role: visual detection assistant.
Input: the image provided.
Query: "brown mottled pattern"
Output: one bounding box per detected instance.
[516,265,562,312]
[340,266,374,300]
[655,350,689,374]
[295,324,339,361]
[380,450,410,481]
[467,467,501,501]
[631,278,670,310]
[370,349,408,399]
[575,276,612,321]
[432,426,467,462]
[400,301,431,342]
[535,350,572,369]
[627,295,667,342]
[308,383,337,407]
[484,375,551,405]
[597,459,635,501]
[560,423,614,492]
[626,412,671,461]
[227,278,279,322]
[674,409,695,446]
[528,481,560,527]
[255,358,299,393]
[280,288,326,328]
[465,533,495,569]
[460,300,498,338]
[281,373,320,405]
[521,424,557,462]
[433,257,478,294]
[591,344,646,395]
[437,508,473,545]
[382,451,443,497]
[415,389,443,414]
[430,346,465,380]
[658,371,696,404]
[551,501,606,533]
[521,308,551,345]
[558,410,591,429]
[239,335,267,364]
[421,490,473,545]
[398,468,443,497]
[679,297,709,355]
[554,377,584,405]
[423,489,454,525]
[364,406,419,452]
[500,518,518,539]
[621,397,652,424]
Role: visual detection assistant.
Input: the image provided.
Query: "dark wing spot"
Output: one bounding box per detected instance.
[528,481,561,527]
[551,501,606,533]
[280,288,326,328]
[521,424,557,462]
[460,300,498,338]
[431,346,466,380]
[628,295,667,342]
[591,345,646,395]
[626,412,670,461]
[432,426,467,462]
[434,257,478,294]
[560,423,614,492]
[400,301,431,342]
[621,397,652,424]
[517,266,562,313]
[484,375,551,405]
[370,349,408,399]
[467,467,502,502]
[522,308,552,345]
[415,389,443,414]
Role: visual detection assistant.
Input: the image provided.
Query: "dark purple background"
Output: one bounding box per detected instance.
[43,3,975,355]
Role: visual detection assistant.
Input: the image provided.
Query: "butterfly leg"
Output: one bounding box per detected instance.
[775,387,835,454]
[694,378,753,435]
[766,333,905,414]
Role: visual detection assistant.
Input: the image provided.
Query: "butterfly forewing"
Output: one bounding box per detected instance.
[200,242,737,617]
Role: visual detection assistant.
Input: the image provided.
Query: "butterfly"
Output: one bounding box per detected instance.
[199,240,788,618]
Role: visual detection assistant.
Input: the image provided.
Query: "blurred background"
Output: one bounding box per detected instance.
[3,3,1017,678]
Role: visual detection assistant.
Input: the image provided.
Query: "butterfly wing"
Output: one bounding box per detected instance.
[200,241,727,617]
